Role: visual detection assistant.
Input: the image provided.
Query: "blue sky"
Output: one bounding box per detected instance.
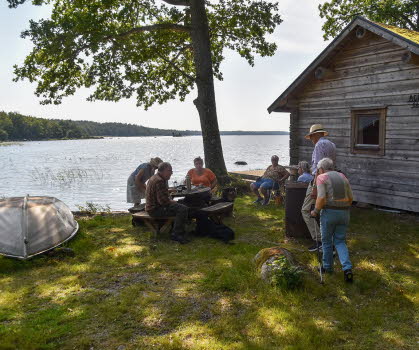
[0,0,330,131]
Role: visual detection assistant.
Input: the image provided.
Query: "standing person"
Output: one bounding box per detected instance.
[146,162,189,244]
[187,156,217,190]
[297,161,313,183]
[310,158,353,282]
[301,124,336,252]
[127,157,163,207]
[250,155,289,205]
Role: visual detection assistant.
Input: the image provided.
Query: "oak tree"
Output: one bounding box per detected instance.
[10,0,282,180]
[319,0,419,40]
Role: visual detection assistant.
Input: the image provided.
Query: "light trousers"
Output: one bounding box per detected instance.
[301,181,321,241]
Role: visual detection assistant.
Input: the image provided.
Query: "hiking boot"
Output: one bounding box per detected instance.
[171,234,190,244]
[253,198,263,204]
[344,269,353,283]
[308,241,322,252]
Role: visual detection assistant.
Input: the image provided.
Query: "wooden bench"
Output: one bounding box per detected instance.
[199,202,234,224]
[132,211,175,239]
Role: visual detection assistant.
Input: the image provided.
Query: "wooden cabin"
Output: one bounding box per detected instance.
[268,16,419,212]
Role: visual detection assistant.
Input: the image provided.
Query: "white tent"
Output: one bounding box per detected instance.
[0,196,78,259]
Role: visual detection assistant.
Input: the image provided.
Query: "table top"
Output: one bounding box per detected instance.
[170,186,211,198]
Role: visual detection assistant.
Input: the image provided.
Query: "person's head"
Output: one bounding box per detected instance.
[194,156,204,170]
[157,162,173,180]
[305,124,328,145]
[271,155,279,166]
[150,157,163,169]
[298,161,311,175]
[317,158,334,174]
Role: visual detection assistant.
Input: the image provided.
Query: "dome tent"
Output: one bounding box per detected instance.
[0,196,78,259]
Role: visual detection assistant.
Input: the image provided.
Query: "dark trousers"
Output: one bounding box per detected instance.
[149,203,188,236]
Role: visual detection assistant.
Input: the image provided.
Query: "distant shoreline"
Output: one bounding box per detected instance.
[1,133,289,143]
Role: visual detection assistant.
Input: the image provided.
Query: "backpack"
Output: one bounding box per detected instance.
[194,212,235,243]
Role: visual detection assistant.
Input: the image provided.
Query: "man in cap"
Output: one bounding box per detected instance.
[301,124,336,252]
[146,162,189,244]
[127,157,163,208]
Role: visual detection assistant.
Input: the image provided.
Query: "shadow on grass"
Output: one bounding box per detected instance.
[0,197,417,349]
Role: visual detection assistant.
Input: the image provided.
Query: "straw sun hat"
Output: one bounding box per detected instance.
[150,157,163,167]
[304,124,329,140]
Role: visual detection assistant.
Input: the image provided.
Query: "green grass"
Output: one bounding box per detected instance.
[0,196,417,349]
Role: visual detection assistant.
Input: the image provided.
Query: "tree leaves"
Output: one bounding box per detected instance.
[13,0,281,108]
[319,0,419,40]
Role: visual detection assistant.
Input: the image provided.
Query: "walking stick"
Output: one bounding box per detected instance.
[311,214,324,284]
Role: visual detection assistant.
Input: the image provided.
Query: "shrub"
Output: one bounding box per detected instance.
[268,255,303,290]
[76,202,111,214]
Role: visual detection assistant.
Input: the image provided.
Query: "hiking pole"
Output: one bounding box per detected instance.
[311,213,324,284]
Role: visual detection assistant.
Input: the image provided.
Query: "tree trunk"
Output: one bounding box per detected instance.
[189,0,228,181]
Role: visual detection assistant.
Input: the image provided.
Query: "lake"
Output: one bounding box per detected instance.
[0,135,289,210]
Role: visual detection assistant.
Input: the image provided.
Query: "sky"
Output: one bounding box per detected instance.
[0,0,330,132]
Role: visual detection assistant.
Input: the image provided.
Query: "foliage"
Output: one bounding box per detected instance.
[0,110,191,140]
[0,198,418,348]
[0,111,88,140]
[76,201,111,214]
[319,0,419,40]
[12,0,281,108]
[268,255,303,290]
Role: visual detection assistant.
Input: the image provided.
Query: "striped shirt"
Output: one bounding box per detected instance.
[312,137,336,175]
[145,173,171,212]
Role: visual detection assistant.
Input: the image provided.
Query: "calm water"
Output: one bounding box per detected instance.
[0,135,289,210]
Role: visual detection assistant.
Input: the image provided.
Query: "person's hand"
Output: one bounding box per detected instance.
[310,210,317,217]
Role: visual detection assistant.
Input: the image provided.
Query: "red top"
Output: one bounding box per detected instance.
[187,168,216,188]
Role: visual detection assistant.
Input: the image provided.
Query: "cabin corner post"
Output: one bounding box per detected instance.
[289,109,299,166]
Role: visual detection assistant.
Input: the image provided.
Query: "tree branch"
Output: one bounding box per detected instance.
[155,48,195,83]
[112,23,191,39]
[395,13,416,30]
[161,0,190,7]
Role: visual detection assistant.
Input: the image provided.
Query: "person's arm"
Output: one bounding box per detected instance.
[312,144,320,175]
[135,169,147,192]
[311,175,326,217]
[155,181,171,206]
[205,169,217,189]
[279,169,290,183]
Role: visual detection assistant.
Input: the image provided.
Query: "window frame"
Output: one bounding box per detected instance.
[351,108,386,156]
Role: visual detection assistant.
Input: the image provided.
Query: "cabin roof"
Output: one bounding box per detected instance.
[268,16,419,114]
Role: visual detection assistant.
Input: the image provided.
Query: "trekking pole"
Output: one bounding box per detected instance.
[311,214,324,284]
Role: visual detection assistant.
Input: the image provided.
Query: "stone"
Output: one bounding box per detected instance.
[254,247,297,282]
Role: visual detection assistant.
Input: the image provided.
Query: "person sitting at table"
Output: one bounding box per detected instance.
[186,156,217,190]
[146,162,189,244]
[250,155,290,205]
[127,157,163,207]
[297,161,314,183]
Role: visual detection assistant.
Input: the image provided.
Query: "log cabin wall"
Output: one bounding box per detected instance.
[295,31,419,212]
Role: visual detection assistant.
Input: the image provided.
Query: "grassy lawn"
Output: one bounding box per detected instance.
[0,196,417,349]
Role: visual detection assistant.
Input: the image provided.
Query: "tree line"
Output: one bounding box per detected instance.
[0,111,289,141]
[0,111,196,141]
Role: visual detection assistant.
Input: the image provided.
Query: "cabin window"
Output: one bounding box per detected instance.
[351,108,386,155]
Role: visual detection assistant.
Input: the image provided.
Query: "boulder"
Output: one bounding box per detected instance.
[254,247,296,282]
